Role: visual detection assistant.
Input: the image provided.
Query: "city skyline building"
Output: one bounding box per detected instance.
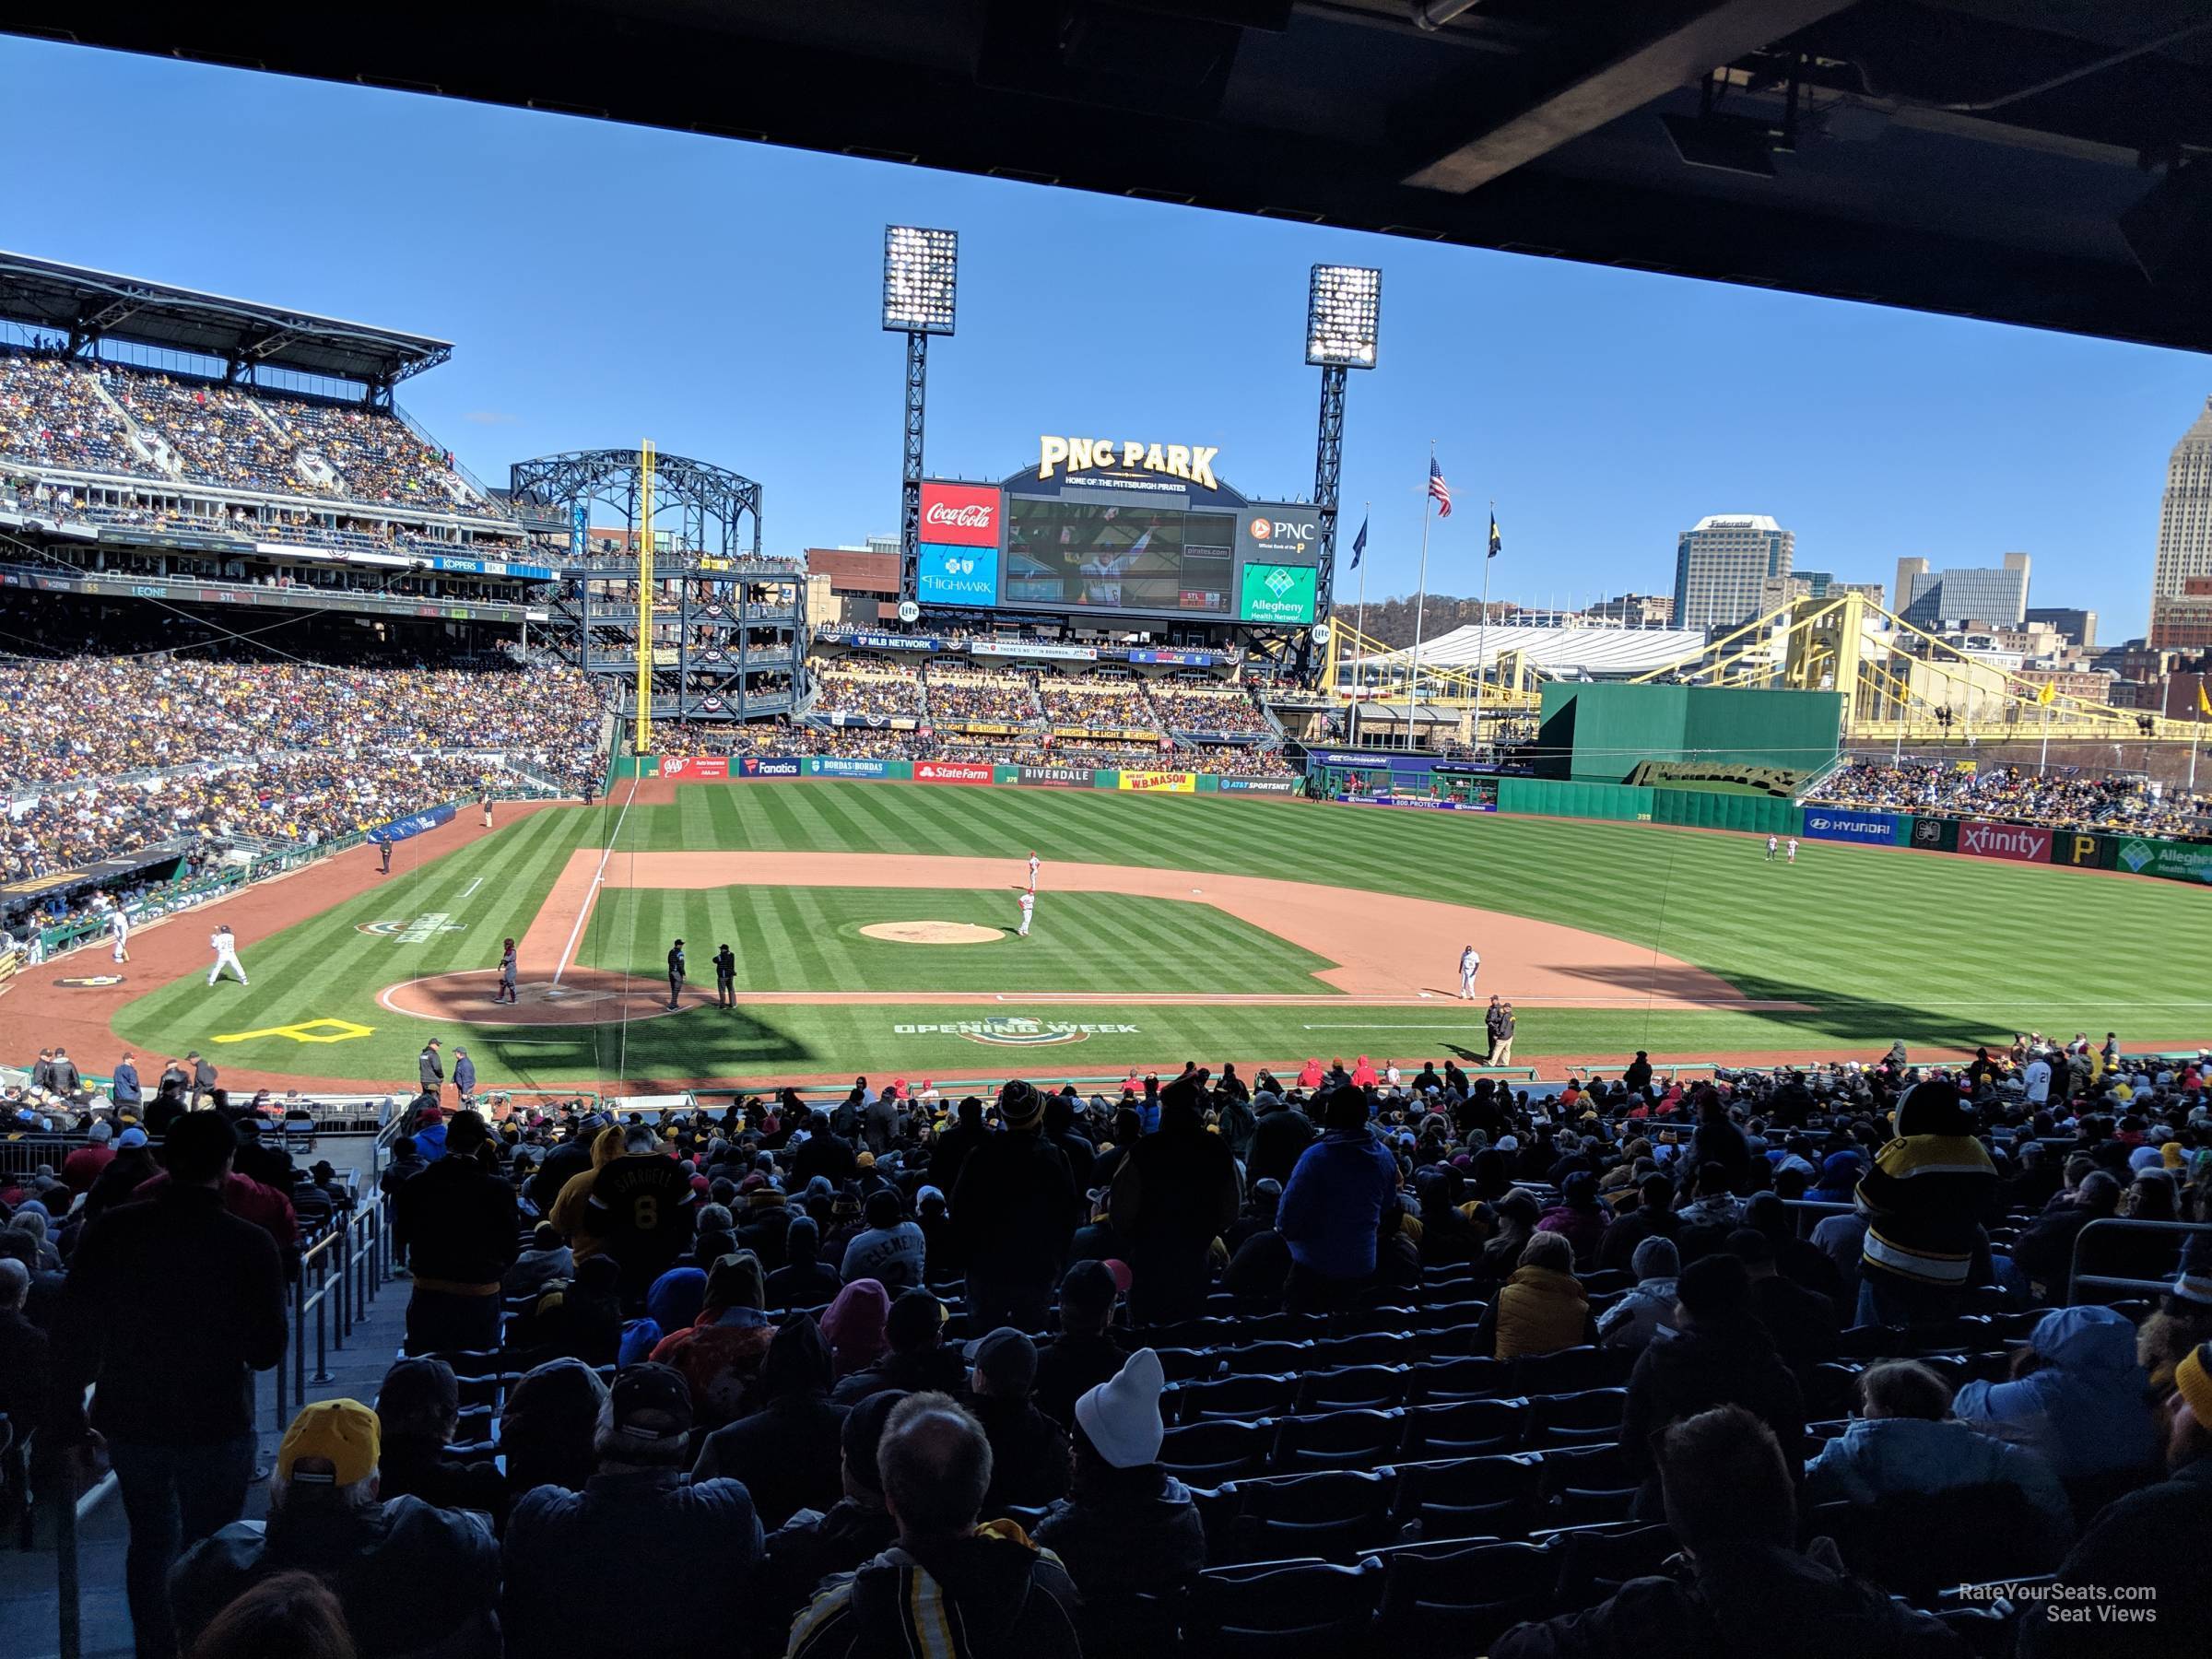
[1893,551,2031,628]
[2153,397,2212,632]
[1673,513,1794,630]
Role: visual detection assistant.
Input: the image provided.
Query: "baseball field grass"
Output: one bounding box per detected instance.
[110,780,2212,1091]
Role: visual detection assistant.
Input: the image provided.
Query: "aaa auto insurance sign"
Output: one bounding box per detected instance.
[918,482,1001,547]
[1958,819,2053,863]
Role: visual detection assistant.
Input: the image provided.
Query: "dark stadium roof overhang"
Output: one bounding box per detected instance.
[7,4,2211,351]
[0,250,453,388]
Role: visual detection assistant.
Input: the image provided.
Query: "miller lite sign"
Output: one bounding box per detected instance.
[918,481,1002,547]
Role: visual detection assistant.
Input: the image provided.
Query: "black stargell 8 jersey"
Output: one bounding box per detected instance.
[586,1154,697,1260]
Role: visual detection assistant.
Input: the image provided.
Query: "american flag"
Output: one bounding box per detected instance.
[1428,456,1453,518]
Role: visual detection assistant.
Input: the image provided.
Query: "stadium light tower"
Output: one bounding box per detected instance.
[1305,264,1380,681]
[883,226,959,610]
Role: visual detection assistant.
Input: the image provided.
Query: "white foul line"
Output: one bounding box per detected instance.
[459,877,483,900]
[553,777,638,985]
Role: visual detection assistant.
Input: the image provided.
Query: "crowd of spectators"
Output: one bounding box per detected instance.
[923,662,1041,726]
[1148,682,1276,738]
[8,1028,2210,1656]
[1039,674,1162,734]
[1,352,491,514]
[811,665,927,721]
[1811,760,2208,836]
[0,654,606,893]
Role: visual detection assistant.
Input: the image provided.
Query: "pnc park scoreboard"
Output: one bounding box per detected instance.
[912,433,1323,629]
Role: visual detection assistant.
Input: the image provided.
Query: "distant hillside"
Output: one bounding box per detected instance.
[1347,595,1514,650]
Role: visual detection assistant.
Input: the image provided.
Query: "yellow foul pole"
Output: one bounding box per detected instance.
[635,440,656,757]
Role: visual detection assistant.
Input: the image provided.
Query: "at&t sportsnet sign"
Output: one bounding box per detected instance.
[1802,809,1900,846]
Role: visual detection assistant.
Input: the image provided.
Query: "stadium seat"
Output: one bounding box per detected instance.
[1152,1346,1224,1384]
[1406,1356,1512,1402]
[1373,1536,1557,1649]
[1511,1345,1621,1394]
[1401,1397,1530,1459]
[1218,1471,1394,1563]
[1225,1340,1315,1375]
[1389,1453,1544,1541]
[1549,1521,1678,1610]
[1295,1364,1409,1413]
[1836,1324,1903,1359]
[1073,1587,1187,1659]
[1269,1407,1406,1473]
[1177,1373,1301,1424]
[1415,1317,1490,1358]
[1330,1306,1418,1338]
[1523,1388,1628,1449]
[1187,1558,1382,1659]
[1818,1483,2060,1604]
[1803,1361,1865,1418]
[1306,1333,1411,1369]
[1160,1420,1273,1486]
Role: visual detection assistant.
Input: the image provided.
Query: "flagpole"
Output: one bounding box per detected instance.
[1406,444,1437,751]
[1351,499,1371,751]
[1475,498,1493,757]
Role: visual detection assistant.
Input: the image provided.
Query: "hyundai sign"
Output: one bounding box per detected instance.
[1801,809,1900,846]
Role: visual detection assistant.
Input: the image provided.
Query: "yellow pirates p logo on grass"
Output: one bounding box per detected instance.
[213,1018,375,1046]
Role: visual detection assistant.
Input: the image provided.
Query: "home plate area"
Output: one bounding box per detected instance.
[376,849,1793,1027]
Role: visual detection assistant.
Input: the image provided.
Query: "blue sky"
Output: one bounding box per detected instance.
[6,38,2205,639]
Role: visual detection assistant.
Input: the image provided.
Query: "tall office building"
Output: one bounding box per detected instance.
[1892,552,2030,627]
[2152,397,2212,620]
[2026,607,2097,648]
[1673,514,1794,630]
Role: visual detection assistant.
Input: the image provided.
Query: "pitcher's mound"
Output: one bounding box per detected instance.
[861,921,1005,945]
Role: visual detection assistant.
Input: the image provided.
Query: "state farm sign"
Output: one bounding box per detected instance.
[1958,819,2052,863]
[918,482,1001,547]
[915,760,994,785]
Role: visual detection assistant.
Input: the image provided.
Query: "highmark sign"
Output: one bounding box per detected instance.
[1037,435,1220,490]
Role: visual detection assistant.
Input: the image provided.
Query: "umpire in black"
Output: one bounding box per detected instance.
[713,943,737,1008]
[666,938,687,1010]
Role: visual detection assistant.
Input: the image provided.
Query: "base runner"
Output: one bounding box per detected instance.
[1459,944,1480,1000]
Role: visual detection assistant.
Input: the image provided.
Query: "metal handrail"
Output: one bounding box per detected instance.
[2065,1217,2212,1305]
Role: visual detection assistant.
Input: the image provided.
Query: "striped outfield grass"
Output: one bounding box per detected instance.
[112,781,2212,1088]
[579,887,1339,995]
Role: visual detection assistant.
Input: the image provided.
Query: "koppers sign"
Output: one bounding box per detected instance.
[1802,809,1899,846]
[917,482,1001,547]
[1118,771,1195,793]
[660,757,729,781]
[915,760,994,785]
[1958,819,2052,863]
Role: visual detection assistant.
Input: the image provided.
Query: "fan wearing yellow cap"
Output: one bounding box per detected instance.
[169,1398,499,1656]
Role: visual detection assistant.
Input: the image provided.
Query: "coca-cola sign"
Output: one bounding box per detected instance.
[918,481,1002,547]
[1958,819,2053,863]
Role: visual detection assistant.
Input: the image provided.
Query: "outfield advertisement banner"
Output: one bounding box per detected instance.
[1013,765,1094,788]
[661,757,730,781]
[808,758,891,779]
[1908,816,1958,853]
[1118,771,1196,793]
[2052,831,2111,870]
[1339,794,1494,813]
[366,805,456,844]
[1958,819,2053,863]
[915,760,994,785]
[1801,809,1900,846]
[1218,778,1300,794]
[737,757,803,779]
[2112,838,2212,883]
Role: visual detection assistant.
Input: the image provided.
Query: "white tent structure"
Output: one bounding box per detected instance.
[1355,621,1706,679]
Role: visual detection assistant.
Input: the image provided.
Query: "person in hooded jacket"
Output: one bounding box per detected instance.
[692,1313,849,1528]
[1535,1171,1610,1267]
[1853,1079,1996,1327]
[1492,1406,1964,1659]
[819,1278,891,1382]
[760,1389,907,1630]
[1950,1303,2162,1481]
[1481,1231,1596,1359]
[1597,1236,1681,1353]
[649,1252,776,1429]
[1803,1359,2071,1548]
[785,1392,1081,1659]
[1034,1348,1205,1606]
[769,1215,845,1310]
[497,1358,607,1500]
[1619,1254,1806,1519]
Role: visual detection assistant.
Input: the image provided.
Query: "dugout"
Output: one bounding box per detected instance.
[1533,684,1841,787]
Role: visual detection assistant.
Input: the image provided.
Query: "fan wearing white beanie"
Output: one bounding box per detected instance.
[1035,1348,1206,1595]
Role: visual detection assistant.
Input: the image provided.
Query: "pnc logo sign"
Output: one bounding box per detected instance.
[1038,435,1220,490]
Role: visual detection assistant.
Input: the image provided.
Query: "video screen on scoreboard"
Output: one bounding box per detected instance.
[1004,498,1233,616]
